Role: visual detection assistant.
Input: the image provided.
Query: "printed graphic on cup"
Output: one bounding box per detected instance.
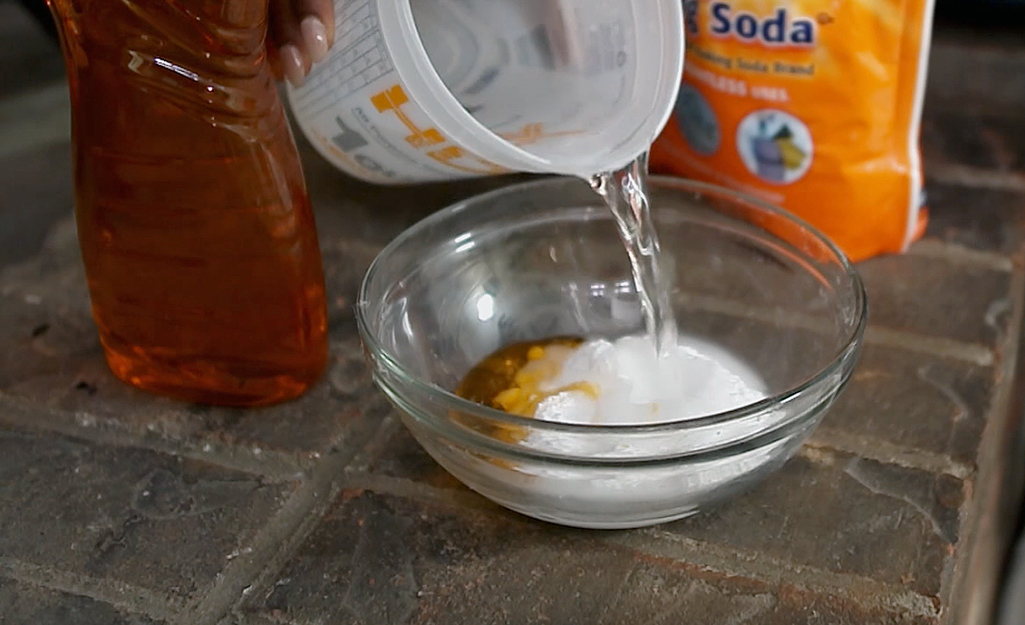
[286,0,684,183]
[736,109,813,185]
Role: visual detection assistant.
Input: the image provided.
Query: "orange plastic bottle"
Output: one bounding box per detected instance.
[47,0,328,406]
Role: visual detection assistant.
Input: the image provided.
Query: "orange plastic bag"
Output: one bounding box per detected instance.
[651,0,936,262]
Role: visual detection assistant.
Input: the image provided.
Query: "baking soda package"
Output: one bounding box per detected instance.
[650,0,936,261]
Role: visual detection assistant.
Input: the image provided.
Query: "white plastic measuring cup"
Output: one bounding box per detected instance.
[287,0,685,184]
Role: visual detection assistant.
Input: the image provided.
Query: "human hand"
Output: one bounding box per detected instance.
[267,0,335,87]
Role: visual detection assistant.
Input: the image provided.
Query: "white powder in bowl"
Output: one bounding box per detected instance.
[532,334,767,426]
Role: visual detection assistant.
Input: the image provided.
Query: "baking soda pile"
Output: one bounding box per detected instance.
[495,335,766,426]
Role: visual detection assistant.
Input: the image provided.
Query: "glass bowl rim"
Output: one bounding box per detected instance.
[356,175,868,435]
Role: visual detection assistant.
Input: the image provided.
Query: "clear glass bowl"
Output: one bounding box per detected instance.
[357,176,867,529]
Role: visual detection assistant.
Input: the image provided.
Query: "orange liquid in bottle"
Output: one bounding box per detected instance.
[48,0,328,406]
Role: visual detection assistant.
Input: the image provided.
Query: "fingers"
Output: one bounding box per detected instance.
[300,14,329,63]
[268,0,307,86]
[299,0,335,48]
[280,42,308,88]
[268,0,336,87]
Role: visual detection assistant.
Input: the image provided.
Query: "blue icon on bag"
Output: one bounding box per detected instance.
[675,83,720,156]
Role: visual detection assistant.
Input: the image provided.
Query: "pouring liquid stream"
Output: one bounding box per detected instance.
[589,153,679,359]
[457,154,768,424]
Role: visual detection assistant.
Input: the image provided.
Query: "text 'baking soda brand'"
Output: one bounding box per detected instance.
[651,0,936,261]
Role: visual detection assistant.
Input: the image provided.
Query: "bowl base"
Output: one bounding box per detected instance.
[484,496,702,530]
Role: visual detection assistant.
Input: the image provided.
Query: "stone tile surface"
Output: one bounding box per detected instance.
[857,254,1011,347]
[664,453,962,599]
[0,4,64,97]
[922,184,1025,255]
[363,425,467,492]
[0,578,160,625]
[0,143,72,265]
[926,42,1025,117]
[249,490,933,625]
[0,429,295,603]
[922,109,1025,174]
[821,343,993,465]
[363,425,960,599]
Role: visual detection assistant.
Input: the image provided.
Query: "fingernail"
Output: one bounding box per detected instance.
[301,16,329,64]
[281,44,305,87]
